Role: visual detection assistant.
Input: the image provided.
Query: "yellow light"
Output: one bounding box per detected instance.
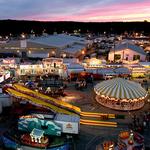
[82,50,85,55]
[21,34,25,38]
[89,58,101,65]
[52,51,55,54]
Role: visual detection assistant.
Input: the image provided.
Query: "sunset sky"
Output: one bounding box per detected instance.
[0,0,150,22]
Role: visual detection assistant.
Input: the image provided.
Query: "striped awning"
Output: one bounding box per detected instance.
[94,78,147,100]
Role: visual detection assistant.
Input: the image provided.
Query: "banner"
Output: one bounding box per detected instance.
[0,75,4,83]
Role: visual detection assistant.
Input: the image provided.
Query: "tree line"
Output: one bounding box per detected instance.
[0,20,150,36]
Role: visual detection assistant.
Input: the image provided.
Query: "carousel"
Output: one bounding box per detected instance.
[94,78,147,111]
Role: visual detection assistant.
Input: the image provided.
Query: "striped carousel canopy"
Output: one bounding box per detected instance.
[94,78,147,100]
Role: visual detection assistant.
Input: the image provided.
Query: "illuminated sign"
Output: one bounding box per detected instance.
[86,58,103,68]
[3,59,15,64]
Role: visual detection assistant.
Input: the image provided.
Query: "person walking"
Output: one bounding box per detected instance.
[143,120,147,128]
[137,117,140,126]
[67,75,71,83]
[90,74,94,84]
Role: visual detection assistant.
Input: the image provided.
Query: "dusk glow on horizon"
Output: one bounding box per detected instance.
[0,0,150,22]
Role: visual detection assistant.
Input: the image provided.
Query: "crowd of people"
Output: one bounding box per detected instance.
[21,74,66,97]
[140,79,148,91]
[129,111,150,134]
[75,78,87,90]
[44,86,64,96]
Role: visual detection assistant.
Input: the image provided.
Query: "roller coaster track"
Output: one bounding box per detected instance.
[6,84,117,127]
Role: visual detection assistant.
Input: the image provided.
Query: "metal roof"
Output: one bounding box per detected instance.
[28,34,86,48]
[63,44,85,54]
[114,42,146,55]
[67,63,84,69]
[55,114,80,122]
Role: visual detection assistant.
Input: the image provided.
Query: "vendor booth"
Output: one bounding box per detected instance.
[83,58,106,68]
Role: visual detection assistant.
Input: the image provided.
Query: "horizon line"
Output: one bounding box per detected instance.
[0,19,149,23]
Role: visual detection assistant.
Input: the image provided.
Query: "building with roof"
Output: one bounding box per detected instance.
[66,63,85,74]
[0,34,87,58]
[54,114,80,134]
[108,42,146,62]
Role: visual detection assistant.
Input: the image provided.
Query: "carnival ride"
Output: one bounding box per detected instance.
[94,78,147,111]
[18,115,62,136]
[117,130,144,149]
[5,84,117,127]
[21,132,49,148]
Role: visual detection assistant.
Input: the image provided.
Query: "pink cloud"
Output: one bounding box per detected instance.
[22,0,150,22]
[72,1,150,22]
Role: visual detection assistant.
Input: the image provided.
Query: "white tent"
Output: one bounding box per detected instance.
[94,78,147,110]
[95,78,146,99]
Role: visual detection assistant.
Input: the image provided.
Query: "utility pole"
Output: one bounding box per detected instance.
[122,50,124,61]
[113,40,115,63]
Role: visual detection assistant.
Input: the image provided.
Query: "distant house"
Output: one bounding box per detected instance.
[108,42,146,62]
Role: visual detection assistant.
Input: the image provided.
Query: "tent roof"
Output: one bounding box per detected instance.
[55,114,80,122]
[94,78,147,100]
